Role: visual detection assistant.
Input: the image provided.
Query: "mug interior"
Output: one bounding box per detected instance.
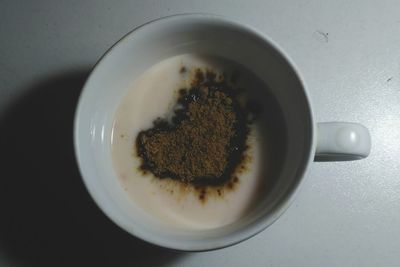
[74,14,314,250]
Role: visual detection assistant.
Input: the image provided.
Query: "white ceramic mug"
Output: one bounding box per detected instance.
[74,14,371,251]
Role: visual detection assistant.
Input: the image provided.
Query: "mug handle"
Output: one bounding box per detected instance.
[315,122,371,161]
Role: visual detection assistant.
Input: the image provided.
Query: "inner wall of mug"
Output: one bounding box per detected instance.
[77,15,313,249]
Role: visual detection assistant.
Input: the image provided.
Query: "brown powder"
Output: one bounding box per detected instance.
[136,69,248,186]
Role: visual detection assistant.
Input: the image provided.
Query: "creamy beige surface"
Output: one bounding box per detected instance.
[111,54,267,230]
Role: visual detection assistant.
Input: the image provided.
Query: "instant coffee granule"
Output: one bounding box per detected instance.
[136,69,248,186]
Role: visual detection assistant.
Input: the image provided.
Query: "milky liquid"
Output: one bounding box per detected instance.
[111,54,282,230]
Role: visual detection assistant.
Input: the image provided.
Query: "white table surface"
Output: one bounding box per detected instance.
[1,0,400,266]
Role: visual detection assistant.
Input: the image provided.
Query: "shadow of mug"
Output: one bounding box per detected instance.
[0,71,185,266]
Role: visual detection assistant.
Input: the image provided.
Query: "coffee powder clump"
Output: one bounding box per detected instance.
[137,69,248,185]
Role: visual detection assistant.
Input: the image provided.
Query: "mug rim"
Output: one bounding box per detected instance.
[74,13,316,251]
